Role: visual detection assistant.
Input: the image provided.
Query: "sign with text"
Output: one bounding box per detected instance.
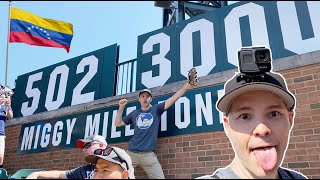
[136,1,320,90]
[15,1,320,154]
[12,44,119,118]
[18,85,224,154]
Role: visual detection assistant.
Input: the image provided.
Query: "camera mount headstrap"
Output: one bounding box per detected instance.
[236,73,267,83]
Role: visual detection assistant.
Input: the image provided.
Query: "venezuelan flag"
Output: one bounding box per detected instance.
[9,8,73,52]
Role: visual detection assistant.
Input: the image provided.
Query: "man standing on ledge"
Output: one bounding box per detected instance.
[115,68,198,179]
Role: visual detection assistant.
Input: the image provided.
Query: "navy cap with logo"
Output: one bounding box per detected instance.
[216,71,296,114]
[138,89,152,97]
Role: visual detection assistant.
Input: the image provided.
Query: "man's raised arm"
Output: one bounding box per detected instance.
[114,98,128,127]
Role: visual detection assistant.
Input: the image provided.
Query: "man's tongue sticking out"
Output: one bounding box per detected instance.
[252,146,277,171]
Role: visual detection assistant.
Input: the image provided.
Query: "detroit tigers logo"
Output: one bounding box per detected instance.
[86,170,94,179]
[136,113,153,129]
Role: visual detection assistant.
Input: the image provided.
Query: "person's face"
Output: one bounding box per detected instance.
[93,159,129,179]
[138,92,152,107]
[82,141,104,156]
[224,90,294,178]
[0,95,6,104]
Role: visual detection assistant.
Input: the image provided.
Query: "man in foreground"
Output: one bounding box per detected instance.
[198,47,307,179]
[85,146,135,179]
[26,135,108,179]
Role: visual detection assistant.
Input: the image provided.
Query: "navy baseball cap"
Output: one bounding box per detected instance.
[216,71,296,114]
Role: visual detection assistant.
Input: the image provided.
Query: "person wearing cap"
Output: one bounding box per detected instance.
[85,146,135,179]
[197,68,307,177]
[115,75,197,179]
[0,92,13,169]
[26,135,108,179]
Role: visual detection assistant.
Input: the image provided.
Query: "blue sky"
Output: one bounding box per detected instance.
[0,1,163,88]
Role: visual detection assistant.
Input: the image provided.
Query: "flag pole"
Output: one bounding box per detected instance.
[5,1,12,86]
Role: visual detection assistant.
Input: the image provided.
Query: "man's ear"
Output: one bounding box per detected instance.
[288,111,294,127]
[223,115,230,136]
[122,170,129,179]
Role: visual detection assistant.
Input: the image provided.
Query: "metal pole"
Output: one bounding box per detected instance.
[170,1,183,24]
[220,1,228,7]
[163,9,169,27]
[5,1,12,86]
[176,1,185,23]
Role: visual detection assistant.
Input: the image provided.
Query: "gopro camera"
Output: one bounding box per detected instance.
[238,46,271,74]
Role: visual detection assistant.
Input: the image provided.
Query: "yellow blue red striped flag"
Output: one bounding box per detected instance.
[9,7,73,52]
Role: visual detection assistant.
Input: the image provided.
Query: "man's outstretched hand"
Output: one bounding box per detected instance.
[188,67,199,86]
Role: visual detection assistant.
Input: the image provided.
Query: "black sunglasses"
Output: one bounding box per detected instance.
[94,147,129,170]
